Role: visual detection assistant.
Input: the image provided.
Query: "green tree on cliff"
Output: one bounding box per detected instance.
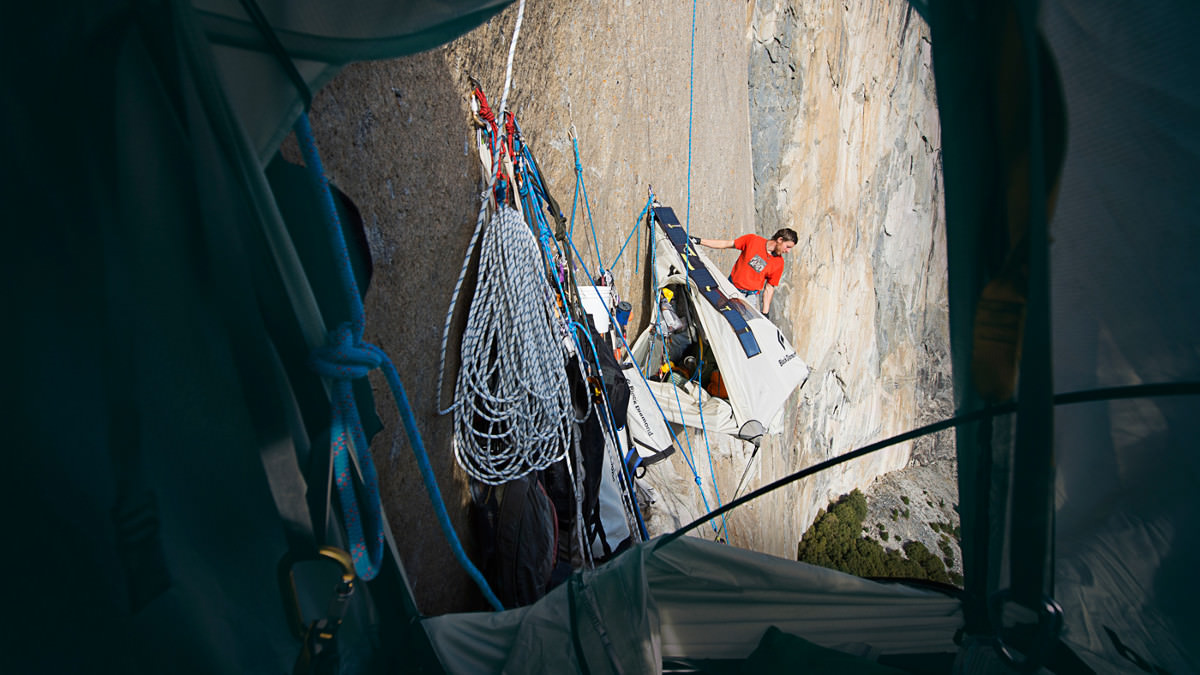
[796,490,954,585]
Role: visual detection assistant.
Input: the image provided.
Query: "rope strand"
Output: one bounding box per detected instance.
[451,205,573,485]
[295,114,502,608]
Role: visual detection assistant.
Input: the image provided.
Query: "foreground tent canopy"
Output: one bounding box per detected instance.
[6,0,512,672]
[6,0,1198,673]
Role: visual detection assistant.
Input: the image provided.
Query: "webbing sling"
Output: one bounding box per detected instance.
[991,4,1062,670]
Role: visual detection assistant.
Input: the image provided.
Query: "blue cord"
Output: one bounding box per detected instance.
[563,222,724,538]
[693,354,729,540]
[570,135,605,272]
[512,136,651,542]
[610,196,652,274]
[686,0,697,241]
[295,114,503,609]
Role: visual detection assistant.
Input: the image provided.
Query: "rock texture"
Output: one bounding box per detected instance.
[861,457,962,580]
[735,0,950,558]
[297,0,949,614]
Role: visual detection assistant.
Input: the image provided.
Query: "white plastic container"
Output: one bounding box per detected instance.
[578,285,613,333]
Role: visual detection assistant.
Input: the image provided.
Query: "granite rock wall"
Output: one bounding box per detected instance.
[299,0,949,612]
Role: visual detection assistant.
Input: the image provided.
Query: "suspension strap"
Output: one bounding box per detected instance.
[992,6,1061,670]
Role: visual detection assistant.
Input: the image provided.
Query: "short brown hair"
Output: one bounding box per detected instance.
[771,228,798,244]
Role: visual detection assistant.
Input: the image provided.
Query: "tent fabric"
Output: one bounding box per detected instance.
[642,379,740,436]
[623,362,678,464]
[423,536,962,674]
[631,220,810,437]
[1040,1,1200,670]
[198,0,512,161]
[5,1,507,672]
[933,0,1200,670]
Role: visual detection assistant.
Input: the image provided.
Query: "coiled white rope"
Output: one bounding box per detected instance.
[449,205,573,484]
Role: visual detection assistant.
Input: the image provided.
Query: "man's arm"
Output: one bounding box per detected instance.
[689,236,736,249]
[761,284,776,316]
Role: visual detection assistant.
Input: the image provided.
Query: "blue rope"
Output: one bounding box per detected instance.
[693,354,729,540]
[610,196,652,275]
[686,0,697,240]
[641,212,720,534]
[570,135,605,272]
[514,134,557,257]
[511,134,651,542]
[294,114,503,609]
[564,223,727,538]
[663,351,717,534]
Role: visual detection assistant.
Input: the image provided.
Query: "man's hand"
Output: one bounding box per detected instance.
[762,309,770,319]
[688,235,701,245]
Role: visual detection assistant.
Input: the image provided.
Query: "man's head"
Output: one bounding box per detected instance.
[769,228,798,256]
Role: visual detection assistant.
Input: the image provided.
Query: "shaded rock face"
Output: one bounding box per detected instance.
[300,0,948,612]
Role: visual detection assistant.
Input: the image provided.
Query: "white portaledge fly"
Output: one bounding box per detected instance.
[630,207,810,445]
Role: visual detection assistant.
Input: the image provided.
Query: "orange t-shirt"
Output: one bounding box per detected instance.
[729,234,784,292]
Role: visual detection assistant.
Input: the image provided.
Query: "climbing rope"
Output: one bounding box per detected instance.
[682,1,730,540]
[552,201,710,538]
[450,205,574,485]
[497,0,526,123]
[640,202,725,536]
[686,0,697,239]
[519,125,649,541]
[569,127,605,272]
[293,115,503,609]
[610,196,651,275]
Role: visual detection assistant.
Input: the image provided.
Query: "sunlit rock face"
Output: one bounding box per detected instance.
[306,0,948,609]
[641,0,950,559]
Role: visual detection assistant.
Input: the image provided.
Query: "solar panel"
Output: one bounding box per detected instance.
[653,207,761,358]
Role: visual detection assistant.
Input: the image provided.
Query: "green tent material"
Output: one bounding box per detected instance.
[4,1,507,672]
[4,0,1198,673]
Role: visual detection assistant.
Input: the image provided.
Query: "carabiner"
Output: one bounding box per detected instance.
[278,546,357,641]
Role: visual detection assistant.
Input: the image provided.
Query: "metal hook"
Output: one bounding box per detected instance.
[278,546,356,641]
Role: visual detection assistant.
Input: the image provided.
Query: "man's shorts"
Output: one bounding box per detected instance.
[730,279,762,312]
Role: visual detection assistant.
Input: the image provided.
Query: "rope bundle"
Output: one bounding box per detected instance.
[451,205,573,484]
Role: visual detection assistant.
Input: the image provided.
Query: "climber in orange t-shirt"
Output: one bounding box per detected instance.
[690,228,798,318]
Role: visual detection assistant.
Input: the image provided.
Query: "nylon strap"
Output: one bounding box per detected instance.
[1006,0,1055,615]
